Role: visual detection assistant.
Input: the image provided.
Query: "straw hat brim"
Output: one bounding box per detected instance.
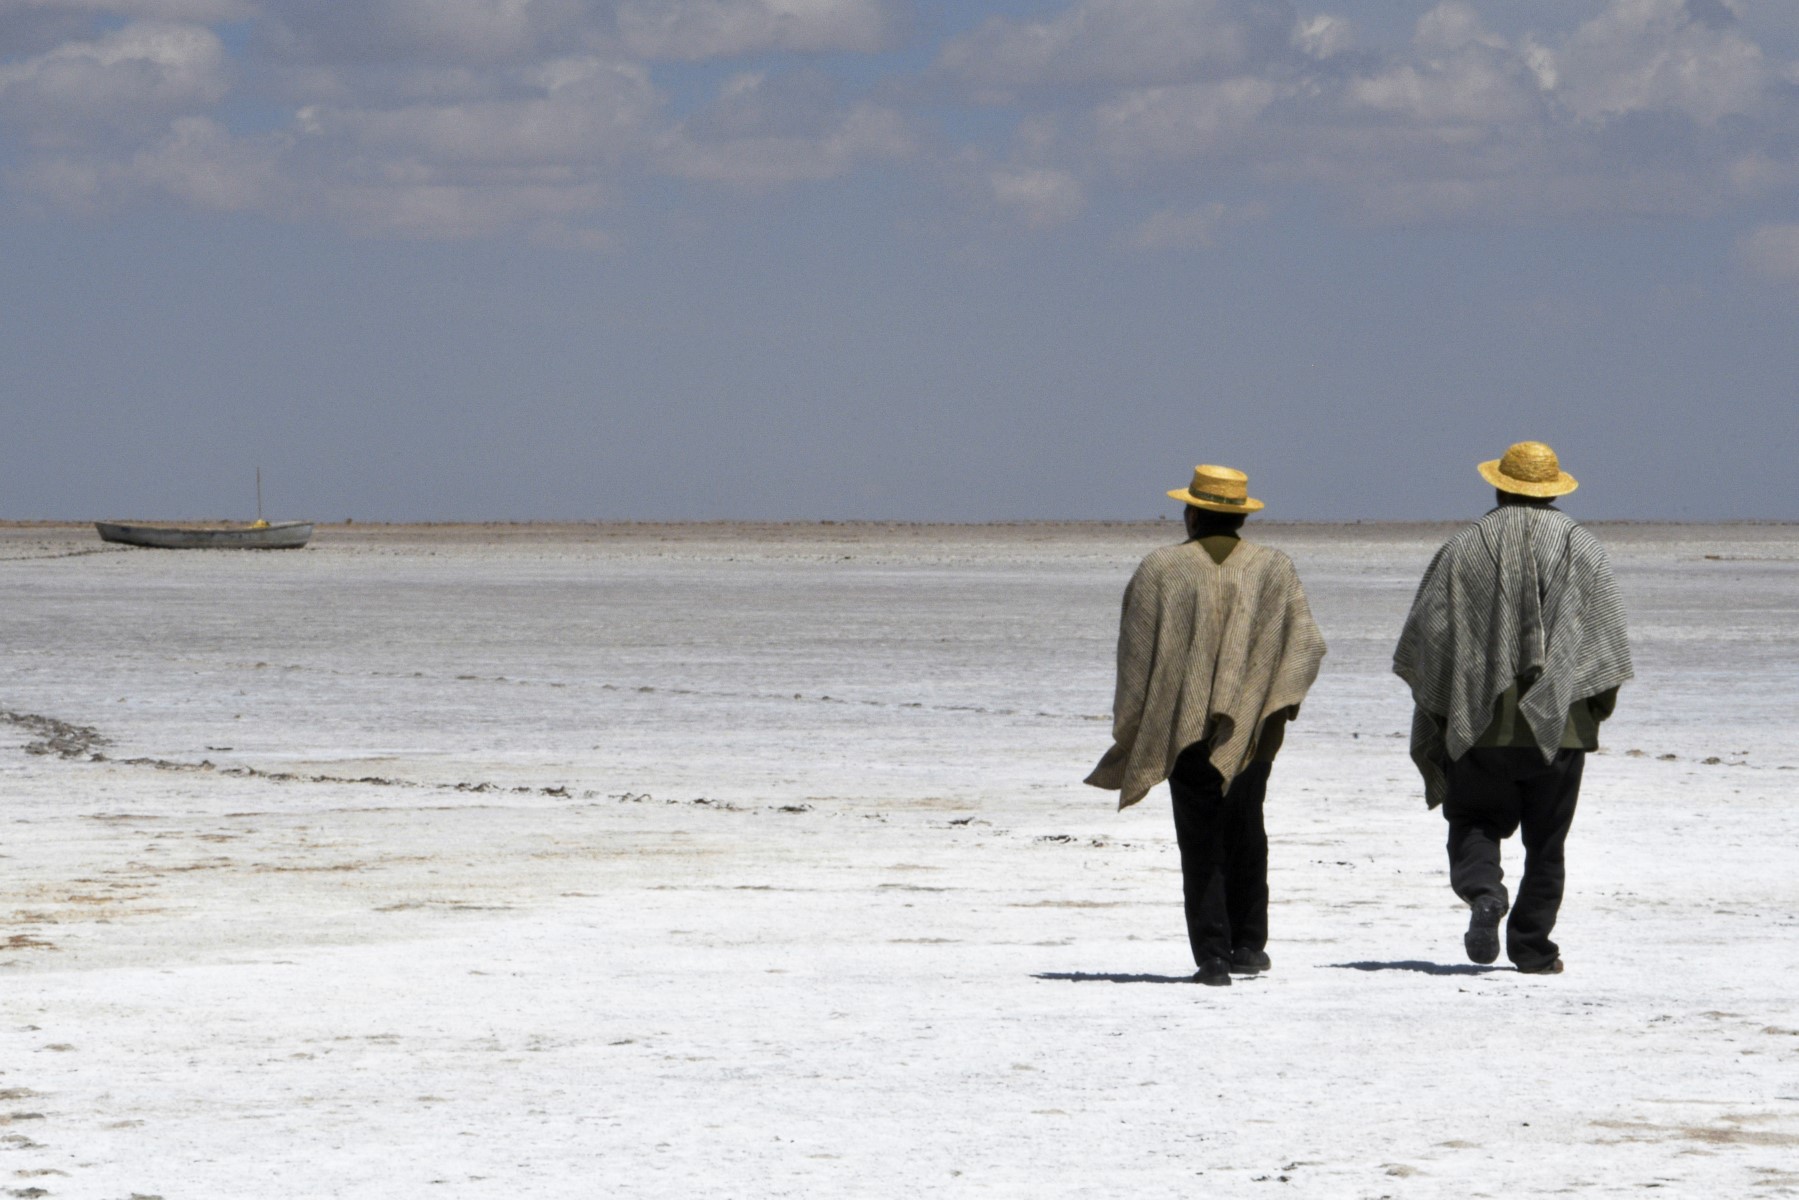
[1167,487,1265,513]
[1477,460,1578,498]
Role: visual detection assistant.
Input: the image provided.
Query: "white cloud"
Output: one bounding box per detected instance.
[1292,13,1351,60]
[2,44,658,238]
[938,1,1763,229]
[1554,0,1770,124]
[0,0,921,238]
[1054,0,1797,225]
[1094,77,1281,162]
[1345,47,1544,126]
[356,0,563,62]
[651,66,912,187]
[7,0,1799,246]
[616,0,898,61]
[1727,150,1799,196]
[257,0,589,68]
[126,114,282,210]
[987,165,1085,228]
[255,54,662,236]
[0,21,228,137]
[1412,2,1506,54]
[1734,223,1799,279]
[1340,5,1545,127]
[938,0,1295,90]
[12,0,252,20]
[1125,200,1265,250]
[297,56,658,168]
[282,53,909,209]
[7,113,279,213]
[659,101,912,186]
[317,176,610,239]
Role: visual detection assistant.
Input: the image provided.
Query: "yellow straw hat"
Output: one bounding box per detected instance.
[1167,464,1265,513]
[1478,441,1579,498]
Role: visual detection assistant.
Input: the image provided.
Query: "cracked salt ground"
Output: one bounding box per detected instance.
[1,520,1797,1198]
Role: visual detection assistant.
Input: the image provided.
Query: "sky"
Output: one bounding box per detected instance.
[2,0,1796,523]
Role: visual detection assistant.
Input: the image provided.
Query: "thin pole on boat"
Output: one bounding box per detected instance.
[256,467,263,523]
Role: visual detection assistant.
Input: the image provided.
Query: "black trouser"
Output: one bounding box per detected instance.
[1443,747,1584,971]
[1168,746,1270,967]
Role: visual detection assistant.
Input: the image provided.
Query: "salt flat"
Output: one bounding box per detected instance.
[2,520,1796,1199]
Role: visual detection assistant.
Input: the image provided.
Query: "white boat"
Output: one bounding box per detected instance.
[95,521,314,550]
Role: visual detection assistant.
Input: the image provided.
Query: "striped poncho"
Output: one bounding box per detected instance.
[1086,539,1326,810]
[1393,505,1634,808]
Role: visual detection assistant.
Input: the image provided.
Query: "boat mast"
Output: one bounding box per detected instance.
[256,467,263,524]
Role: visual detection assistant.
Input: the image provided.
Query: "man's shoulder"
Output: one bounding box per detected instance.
[1429,507,1607,577]
[1134,538,1290,580]
[1237,537,1287,565]
[1440,505,1575,546]
[1473,504,1582,531]
[1134,541,1201,576]
[1436,517,1487,553]
[1136,538,1280,564]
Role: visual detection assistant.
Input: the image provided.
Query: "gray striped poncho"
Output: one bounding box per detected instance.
[1086,539,1326,810]
[1393,505,1633,808]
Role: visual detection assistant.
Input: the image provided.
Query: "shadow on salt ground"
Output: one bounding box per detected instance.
[1034,972,1206,985]
[1326,960,1507,976]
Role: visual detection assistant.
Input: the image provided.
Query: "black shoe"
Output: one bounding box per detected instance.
[1517,957,1564,975]
[1464,895,1507,965]
[1193,957,1232,987]
[1229,946,1271,974]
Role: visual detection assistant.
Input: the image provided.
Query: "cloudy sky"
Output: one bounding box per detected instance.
[3,0,1795,521]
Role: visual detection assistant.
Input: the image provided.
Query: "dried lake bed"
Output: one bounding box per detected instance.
[2,520,1796,1198]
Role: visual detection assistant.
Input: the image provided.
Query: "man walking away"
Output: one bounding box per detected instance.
[1394,441,1633,975]
[1087,465,1326,987]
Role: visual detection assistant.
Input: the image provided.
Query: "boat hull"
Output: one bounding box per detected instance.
[95,521,314,550]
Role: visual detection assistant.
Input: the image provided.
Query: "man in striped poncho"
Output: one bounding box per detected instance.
[1394,442,1633,975]
[1087,464,1326,987]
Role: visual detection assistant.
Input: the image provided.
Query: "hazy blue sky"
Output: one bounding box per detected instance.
[3,0,1796,521]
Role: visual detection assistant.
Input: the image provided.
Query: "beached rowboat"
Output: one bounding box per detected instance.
[95,521,314,550]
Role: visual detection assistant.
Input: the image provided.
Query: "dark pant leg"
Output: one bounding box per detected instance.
[1507,750,1583,970]
[1443,750,1524,909]
[1169,748,1231,966]
[1222,762,1271,953]
[1170,749,1270,965]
